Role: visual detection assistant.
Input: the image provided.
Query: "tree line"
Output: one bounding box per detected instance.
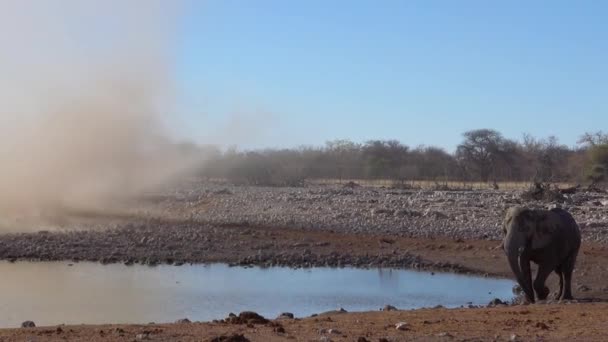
[196,129,608,187]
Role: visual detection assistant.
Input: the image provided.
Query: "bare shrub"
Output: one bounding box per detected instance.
[521,182,566,203]
[223,152,306,187]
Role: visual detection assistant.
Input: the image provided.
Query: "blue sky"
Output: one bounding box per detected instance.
[173,0,607,151]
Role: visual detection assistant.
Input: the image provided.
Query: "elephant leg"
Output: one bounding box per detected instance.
[562,251,578,300]
[518,253,535,302]
[554,268,564,300]
[533,263,553,300]
[563,269,574,300]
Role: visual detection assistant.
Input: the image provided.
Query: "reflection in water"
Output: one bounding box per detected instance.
[377,268,398,290]
[0,262,514,328]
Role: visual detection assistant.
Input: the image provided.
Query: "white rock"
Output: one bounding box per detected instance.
[395,322,410,331]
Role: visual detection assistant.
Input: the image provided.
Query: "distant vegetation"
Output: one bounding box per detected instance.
[197,130,608,188]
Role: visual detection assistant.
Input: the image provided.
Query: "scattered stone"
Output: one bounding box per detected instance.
[21,321,36,328]
[423,209,448,219]
[319,308,348,316]
[577,284,591,292]
[135,333,151,340]
[209,333,251,342]
[395,322,410,331]
[214,188,233,195]
[512,284,523,295]
[343,181,360,188]
[510,333,520,341]
[535,322,550,330]
[437,332,453,338]
[488,298,506,307]
[277,312,294,319]
[226,311,268,325]
[373,208,395,216]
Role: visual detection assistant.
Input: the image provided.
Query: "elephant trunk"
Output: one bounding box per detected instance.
[504,233,534,302]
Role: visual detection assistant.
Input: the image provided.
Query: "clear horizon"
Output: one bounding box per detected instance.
[2,1,606,152]
[172,0,607,151]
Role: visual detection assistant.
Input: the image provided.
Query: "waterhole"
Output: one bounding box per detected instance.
[0,262,514,327]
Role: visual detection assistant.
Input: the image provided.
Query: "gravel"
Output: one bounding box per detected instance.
[155,181,608,243]
[0,180,606,267]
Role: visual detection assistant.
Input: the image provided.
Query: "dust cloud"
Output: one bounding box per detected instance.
[0,1,196,227]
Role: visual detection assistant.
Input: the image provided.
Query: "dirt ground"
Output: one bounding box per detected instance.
[2,300,608,341]
[2,226,608,341]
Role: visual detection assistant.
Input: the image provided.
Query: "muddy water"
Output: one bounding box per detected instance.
[0,262,514,328]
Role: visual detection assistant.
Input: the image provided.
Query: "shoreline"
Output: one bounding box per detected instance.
[0,221,505,276]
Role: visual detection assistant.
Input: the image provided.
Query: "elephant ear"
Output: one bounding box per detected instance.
[514,208,534,233]
[502,207,517,235]
[530,211,556,250]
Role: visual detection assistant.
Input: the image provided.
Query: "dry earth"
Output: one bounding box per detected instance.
[2,303,608,341]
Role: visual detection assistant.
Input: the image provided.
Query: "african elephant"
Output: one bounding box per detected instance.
[502,207,581,303]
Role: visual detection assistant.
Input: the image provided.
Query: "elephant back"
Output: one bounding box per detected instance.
[547,207,581,248]
[549,208,580,233]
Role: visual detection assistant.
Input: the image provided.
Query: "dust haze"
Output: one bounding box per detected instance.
[0,1,196,228]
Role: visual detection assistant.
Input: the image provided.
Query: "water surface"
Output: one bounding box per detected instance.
[0,262,514,328]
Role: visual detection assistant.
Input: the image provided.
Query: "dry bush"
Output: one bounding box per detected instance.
[521,182,566,203]
[223,154,306,187]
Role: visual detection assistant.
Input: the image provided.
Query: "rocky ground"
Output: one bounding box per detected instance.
[0,180,607,266]
[155,180,608,242]
[0,180,607,341]
[2,303,608,341]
